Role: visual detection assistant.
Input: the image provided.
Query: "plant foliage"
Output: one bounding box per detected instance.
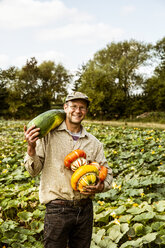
[0,120,165,247]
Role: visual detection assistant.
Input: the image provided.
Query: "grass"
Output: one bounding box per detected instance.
[83,120,165,130]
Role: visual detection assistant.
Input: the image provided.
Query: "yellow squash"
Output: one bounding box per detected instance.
[71,164,99,192]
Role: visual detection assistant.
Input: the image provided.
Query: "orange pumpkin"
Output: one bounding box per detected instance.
[99,165,108,181]
[89,162,108,182]
[64,149,86,170]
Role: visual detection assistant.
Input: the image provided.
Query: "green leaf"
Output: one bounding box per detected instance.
[99,238,117,248]
[126,206,144,215]
[133,223,145,236]
[153,200,165,212]
[151,222,165,231]
[3,199,19,210]
[119,214,133,223]
[94,209,111,223]
[17,211,33,222]
[132,211,155,222]
[30,221,44,233]
[13,232,28,243]
[142,232,158,243]
[90,240,100,248]
[15,226,34,235]
[155,214,165,221]
[107,224,121,242]
[11,242,26,248]
[160,235,165,244]
[92,229,105,244]
[27,235,36,242]
[115,205,126,215]
[0,220,18,233]
[32,209,45,219]
[33,241,45,248]
[120,223,129,234]
[107,224,128,243]
[120,232,157,248]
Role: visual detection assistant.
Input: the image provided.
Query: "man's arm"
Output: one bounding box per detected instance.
[24,125,44,177]
[81,143,113,195]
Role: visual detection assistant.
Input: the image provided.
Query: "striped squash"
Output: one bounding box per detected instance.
[71,164,99,192]
[27,109,65,138]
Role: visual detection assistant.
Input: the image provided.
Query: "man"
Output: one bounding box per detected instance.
[24,91,113,248]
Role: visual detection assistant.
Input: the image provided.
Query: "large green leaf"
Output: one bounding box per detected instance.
[120,232,157,248]
[153,200,165,212]
[30,221,44,233]
[92,229,105,244]
[0,220,18,233]
[17,211,33,222]
[132,212,155,222]
[151,222,165,231]
[133,223,145,236]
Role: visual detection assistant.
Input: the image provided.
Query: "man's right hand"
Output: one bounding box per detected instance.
[24,125,40,156]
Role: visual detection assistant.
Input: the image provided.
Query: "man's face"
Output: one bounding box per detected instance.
[64,99,88,124]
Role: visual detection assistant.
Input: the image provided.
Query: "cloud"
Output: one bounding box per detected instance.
[37,22,124,44]
[31,50,67,65]
[0,0,124,46]
[121,5,136,15]
[0,54,10,69]
[0,0,125,71]
[0,50,67,69]
[0,0,91,29]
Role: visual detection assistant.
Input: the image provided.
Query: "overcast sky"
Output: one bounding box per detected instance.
[0,0,164,73]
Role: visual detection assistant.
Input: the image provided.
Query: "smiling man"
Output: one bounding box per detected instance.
[24,91,113,248]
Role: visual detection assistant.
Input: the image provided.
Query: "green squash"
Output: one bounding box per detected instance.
[27,109,65,138]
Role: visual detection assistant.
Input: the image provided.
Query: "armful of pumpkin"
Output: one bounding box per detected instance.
[65,149,112,193]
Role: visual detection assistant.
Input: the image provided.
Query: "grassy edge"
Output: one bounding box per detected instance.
[83,120,165,129]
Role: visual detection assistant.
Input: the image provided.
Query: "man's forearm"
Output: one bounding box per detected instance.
[24,153,44,177]
[27,145,36,157]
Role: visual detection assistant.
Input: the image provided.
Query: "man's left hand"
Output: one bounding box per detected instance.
[80,177,104,195]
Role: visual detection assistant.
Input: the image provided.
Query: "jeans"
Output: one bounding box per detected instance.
[44,200,93,248]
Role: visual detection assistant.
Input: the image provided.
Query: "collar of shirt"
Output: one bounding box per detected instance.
[56,120,89,139]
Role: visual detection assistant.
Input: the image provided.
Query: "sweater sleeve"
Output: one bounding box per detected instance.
[95,143,113,192]
[24,138,45,177]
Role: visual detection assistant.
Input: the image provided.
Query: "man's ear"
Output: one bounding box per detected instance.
[63,103,68,113]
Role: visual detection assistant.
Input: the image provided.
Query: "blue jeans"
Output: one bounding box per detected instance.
[44,200,93,248]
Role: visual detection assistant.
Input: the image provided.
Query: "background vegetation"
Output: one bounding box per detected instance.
[0,37,165,121]
[0,120,165,248]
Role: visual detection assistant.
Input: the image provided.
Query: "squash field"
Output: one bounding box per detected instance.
[0,120,165,248]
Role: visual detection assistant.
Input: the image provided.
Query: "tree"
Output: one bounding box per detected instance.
[0,67,18,117]
[144,37,165,111]
[154,36,165,74]
[12,57,40,118]
[38,61,71,111]
[76,40,152,119]
[12,57,72,118]
[0,71,9,116]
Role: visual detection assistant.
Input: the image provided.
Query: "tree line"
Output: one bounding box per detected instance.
[0,37,165,120]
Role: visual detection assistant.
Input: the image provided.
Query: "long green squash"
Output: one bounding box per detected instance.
[27,109,66,138]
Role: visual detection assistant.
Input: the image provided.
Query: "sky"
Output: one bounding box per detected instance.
[0,0,165,73]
